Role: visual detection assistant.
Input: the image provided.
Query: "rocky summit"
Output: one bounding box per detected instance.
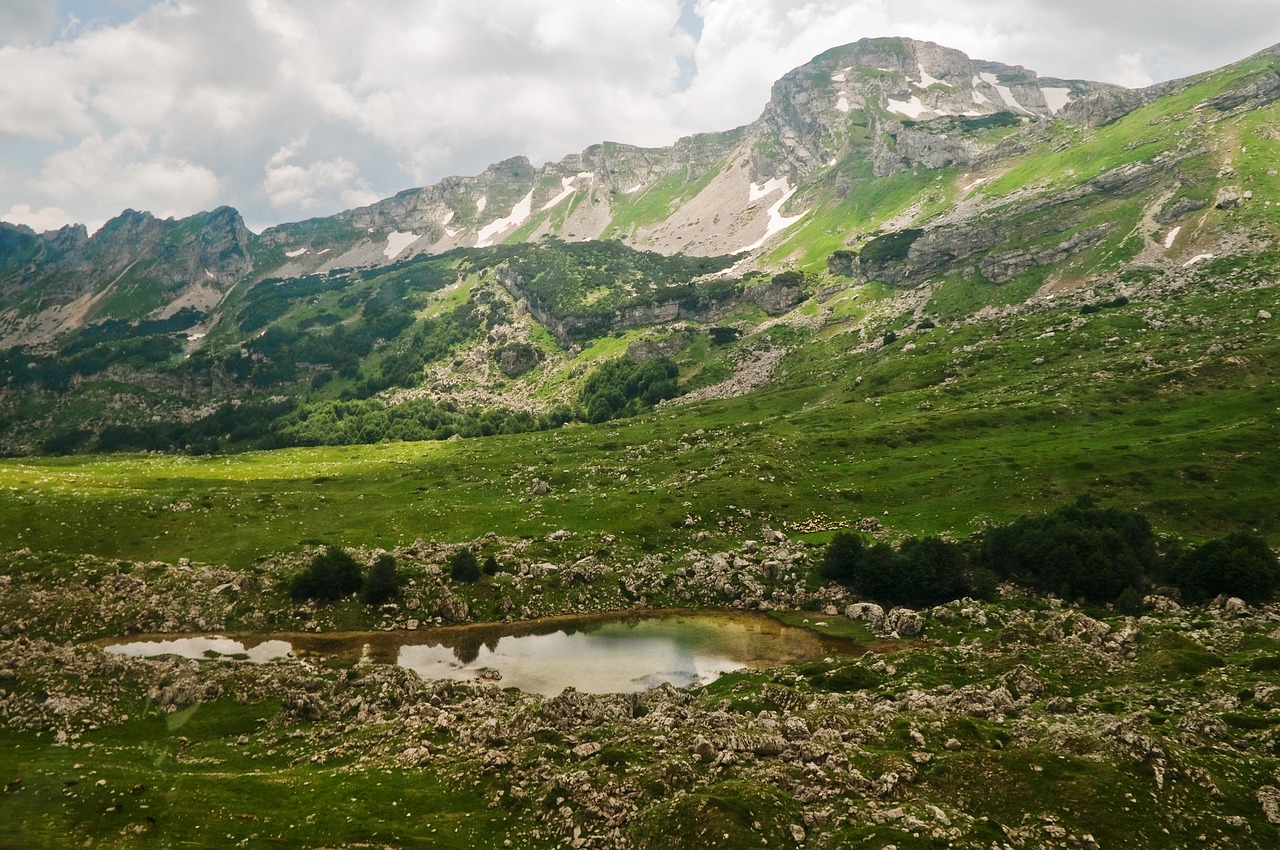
[2,34,1280,850]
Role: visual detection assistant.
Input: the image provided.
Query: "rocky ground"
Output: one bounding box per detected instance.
[2,540,1280,848]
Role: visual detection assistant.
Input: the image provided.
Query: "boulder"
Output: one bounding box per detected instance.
[885,607,924,637]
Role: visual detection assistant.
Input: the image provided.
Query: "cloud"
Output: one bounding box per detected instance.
[36,129,221,227]
[2,204,76,233]
[262,137,380,212]
[2,0,1279,232]
[0,0,60,45]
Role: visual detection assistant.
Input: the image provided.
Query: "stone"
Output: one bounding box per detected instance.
[844,602,886,629]
[885,607,924,637]
[1258,786,1280,824]
[1215,187,1244,209]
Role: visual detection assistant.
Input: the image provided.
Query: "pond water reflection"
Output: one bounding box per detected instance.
[104,609,856,696]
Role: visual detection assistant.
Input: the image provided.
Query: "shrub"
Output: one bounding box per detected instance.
[579,355,679,423]
[1169,531,1280,603]
[820,531,971,606]
[360,553,400,605]
[450,548,481,583]
[290,546,363,603]
[860,228,924,263]
[973,496,1154,603]
[482,554,501,576]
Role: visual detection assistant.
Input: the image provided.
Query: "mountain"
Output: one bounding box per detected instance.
[2,36,1280,457]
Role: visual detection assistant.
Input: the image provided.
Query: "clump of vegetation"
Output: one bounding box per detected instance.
[859,228,924,264]
[290,546,363,603]
[973,496,1155,603]
[820,531,975,606]
[450,548,481,583]
[579,355,679,423]
[482,554,501,576]
[1168,531,1279,603]
[821,498,1280,608]
[359,553,401,605]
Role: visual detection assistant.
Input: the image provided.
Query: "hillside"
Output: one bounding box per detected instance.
[2,38,1279,467]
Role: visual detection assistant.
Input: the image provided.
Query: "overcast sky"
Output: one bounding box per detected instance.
[3,0,1278,234]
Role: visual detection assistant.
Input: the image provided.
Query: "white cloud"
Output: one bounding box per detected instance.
[263,137,379,211]
[1,0,1278,233]
[37,129,221,223]
[0,0,60,45]
[2,204,76,233]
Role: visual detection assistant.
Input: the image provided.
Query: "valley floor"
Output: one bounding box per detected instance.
[2,544,1279,849]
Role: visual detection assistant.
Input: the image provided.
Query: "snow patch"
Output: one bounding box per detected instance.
[284,247,308,258]
[977,72,1028,113]
[830,72,846,83]
[441,210,461,238]
[1164,226,1181,249]
[1041,87,1072,114]
[835,95,850,113]
[540,176,577,212]
[318,248,330,255]
[887,95,928,119]
[475,190,534,247]
[738,184,809,252]
[384,231,420,260]
[748,177,791,203]
[963,176,990,192]
[624,183,644,194]
[915,65,943,88]
[576,171,594,180]
[1183,252,1214,268]
[475,195,487,215]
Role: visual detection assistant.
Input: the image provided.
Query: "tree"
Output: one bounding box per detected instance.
[1170,531,1280,603]
[290,546,363,603]
[360,553,401,605]
[820,532,971,606]
[450,548,481,583]
[820,532,866,584]
[972,496,1153,603]
[482,554,501,576]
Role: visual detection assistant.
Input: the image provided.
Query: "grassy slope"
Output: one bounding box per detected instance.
[2,266,1277,566]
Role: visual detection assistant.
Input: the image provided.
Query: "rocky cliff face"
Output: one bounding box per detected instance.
[0,207,253,346]
[4,35,1272,349]
[246,36,1123,277]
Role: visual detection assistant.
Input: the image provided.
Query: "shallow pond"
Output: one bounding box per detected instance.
[104,609,857,696]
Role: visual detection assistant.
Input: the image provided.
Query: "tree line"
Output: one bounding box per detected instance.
[821,496,1279,609]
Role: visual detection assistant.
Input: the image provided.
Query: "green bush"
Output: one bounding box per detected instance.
[860,228,924,263]
[482,554,501,576]
[290,547,363,603]
[450,548,481,583]
[360,553,400,605]
[973,496,1154,603]
[1169,531,1280,603]
[579,355,679,423]
[820,531,971,606]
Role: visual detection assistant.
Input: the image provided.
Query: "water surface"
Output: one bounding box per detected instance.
[104,609,853,696]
